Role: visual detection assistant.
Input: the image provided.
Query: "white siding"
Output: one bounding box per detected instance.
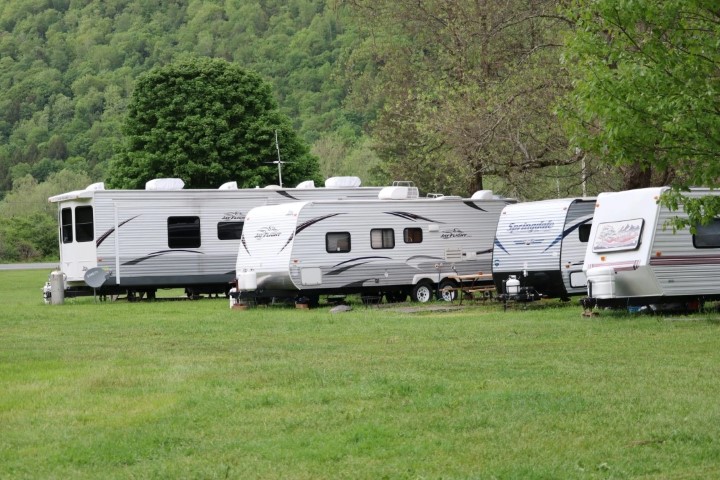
[52,185,384,290]
[492,199,571,275]
[239,197,510,294]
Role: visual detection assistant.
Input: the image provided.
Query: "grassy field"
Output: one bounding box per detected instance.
[2,270,720,479]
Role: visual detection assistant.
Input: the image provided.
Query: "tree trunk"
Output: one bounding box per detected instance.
[621,164,653,190]
[471,168,483,193]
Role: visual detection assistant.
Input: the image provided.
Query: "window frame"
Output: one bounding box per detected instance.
[326,232,351,253]
[74,205,94,243]
[578,223,591,243]
[217,221,244,241]
[167,216,201,249]
[693,218,720,249]
[61,207,73,244]
[403,227,423,244]
[370,228,395,249]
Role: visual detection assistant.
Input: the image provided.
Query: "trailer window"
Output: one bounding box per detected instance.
[75,206,94,242]
[404,228,423,244]
[592,218,644,253]
[217,222,244,240]
[61,208,73,244]
[371,228,395,249]
[693,219,720,248]
[578,224,591,243]
[168,216,201,248]
[326,232,351,253]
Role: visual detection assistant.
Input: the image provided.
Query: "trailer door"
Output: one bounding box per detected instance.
[58,201,98,282]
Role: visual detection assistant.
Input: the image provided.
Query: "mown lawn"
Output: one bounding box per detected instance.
[2,270,720,479]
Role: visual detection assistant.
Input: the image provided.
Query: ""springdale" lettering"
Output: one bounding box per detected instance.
[508,220,554,234]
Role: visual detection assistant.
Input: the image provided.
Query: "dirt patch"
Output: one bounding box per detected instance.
[381,304,466,314]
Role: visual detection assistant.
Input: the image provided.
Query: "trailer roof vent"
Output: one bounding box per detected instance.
[145,178,185,190]
[471,190,494,200]
[325,176,361,188]
[378,185,420,200]
[296,180,316,189]
[85,182,105,191]
[219,181,238,190]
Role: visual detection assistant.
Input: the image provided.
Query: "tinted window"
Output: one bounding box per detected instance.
[326,232,350,253]
[61,208,73,243]
[217,222,244,240]
[371,228,395,249]
[75,206,94,242]
[168,216,201,248]
[578,223,591,243]
[404,228,423,244]
[693,219,720,248]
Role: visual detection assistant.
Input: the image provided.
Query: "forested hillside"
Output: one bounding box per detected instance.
[0,0,371,198]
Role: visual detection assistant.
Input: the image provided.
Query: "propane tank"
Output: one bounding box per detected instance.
[228,287,238,308]
[237,271,257,291]
[506,275,521,296]
[49,270,65,305]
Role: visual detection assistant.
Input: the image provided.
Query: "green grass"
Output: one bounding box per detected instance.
[2,270,720,479]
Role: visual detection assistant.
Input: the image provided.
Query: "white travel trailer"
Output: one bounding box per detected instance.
[492,198,595,300]
[48,177,384,300]
[583,187,720,309]
[235,188,512,305]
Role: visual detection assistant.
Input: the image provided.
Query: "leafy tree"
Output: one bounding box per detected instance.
[106,57,321,189]
[339,0,590,198]
[0,169,93,262]
[0,0,386,193]
[312,133,386,186]
[563,0,720,225]
[0,213,57,262]
[0,169,92,219]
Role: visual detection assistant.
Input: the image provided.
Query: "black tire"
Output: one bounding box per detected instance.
[438,279,458,302]
[411,281,434,303]
[185,288,201,300]
[385,291,408,303]
[307,295,320,308]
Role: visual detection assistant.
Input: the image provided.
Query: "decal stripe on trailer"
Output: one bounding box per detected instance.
[327,256,393,275]
[96,215,140,247]
[650,255,720,266]
[122,249,202,266]
[543,217,592,253]
[279,213,345,253]
[586,260,640,271]
[383,212,442,222]
[462,201,487,212]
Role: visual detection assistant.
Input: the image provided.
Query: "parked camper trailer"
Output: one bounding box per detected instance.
[49,177,384,300]
[492,198,595,300]
[235,188,512,305]
[583,187,720,309]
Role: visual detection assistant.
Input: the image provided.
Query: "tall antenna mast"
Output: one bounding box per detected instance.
[274,130,283,187]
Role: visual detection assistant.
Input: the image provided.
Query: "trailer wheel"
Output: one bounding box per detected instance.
[438,279,458,302]
[411,281,434,303]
